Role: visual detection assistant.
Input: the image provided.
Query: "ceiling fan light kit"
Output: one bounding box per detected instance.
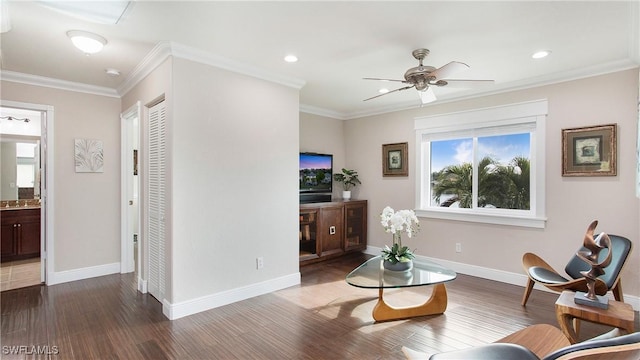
[364,48,494,104]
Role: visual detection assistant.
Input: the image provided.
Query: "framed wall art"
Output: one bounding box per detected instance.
[75,138,104,173]
[382,142,408,177]
[562,124,616,177]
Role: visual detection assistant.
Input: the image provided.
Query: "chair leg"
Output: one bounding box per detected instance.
[612,282,624,302]
[522,278,535,306]
[573,318,581,340]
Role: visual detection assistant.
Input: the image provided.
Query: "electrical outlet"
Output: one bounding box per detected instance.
[455,243,462,253]
[256,257,264,269]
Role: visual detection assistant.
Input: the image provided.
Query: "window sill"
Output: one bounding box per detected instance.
[415,208,547,229]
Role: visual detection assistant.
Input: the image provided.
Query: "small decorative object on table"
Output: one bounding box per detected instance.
[333,168,361,200]
[380,206,419,271]
[574,220,613,309]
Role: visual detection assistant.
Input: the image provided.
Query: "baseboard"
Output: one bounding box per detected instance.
[47,262,121,286]
[364,246,640,311]
[163,272,301,320]
[138,277,148,293]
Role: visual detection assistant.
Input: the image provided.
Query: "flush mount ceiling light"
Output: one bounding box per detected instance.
[67,30,107,54]
[532,50,551,59]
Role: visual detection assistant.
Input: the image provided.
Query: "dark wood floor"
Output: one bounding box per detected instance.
[1,253,638,359]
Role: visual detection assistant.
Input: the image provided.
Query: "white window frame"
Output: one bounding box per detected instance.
[414,100,548,228]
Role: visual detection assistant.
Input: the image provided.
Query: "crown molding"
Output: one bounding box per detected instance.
[0,70,119,98]
[299,104,347,120]
[341,58,639,120]
[168,42,306,90]
[3,48,636,120]
[117,41,306,97]
[117,42,173,96]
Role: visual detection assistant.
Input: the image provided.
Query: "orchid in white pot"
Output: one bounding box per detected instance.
[380,206,419,269]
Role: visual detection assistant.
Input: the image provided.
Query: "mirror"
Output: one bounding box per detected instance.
[1,136,41,201]
[1,107,42,202]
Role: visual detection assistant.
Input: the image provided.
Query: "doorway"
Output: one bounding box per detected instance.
[0,102,52,290]
[120,102,141,287]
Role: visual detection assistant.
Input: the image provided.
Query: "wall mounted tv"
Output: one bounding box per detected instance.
[299,152,333,203]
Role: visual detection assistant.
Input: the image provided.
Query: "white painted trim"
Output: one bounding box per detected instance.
[3,47,635,122]
[163,273,301,320]
[299,103,347,120]
[169,42,306,90]
[138,277,148,293]
[117,42,173,96]
[119,41,306,98]
[47,262,121,286]
[415,209,547,229]
[344,59,637,120]
[0,70,119,98]
[414,99,548,130]
[120,102,141,274]
[363,246,640,311]
[414,100,548,229]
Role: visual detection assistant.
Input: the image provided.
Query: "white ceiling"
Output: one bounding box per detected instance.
[1,1,638,120]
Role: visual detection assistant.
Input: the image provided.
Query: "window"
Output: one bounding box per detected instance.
[414,100,548,228]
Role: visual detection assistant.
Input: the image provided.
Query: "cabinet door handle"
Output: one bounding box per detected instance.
[13,224,17,228]
[17,224,21,227]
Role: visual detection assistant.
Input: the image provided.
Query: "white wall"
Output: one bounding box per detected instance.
[1,81,122,273]
[300,113,347,199]
[340,69,639,299]
[169,58,300,304]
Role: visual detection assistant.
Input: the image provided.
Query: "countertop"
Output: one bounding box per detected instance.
[1,205,41,211]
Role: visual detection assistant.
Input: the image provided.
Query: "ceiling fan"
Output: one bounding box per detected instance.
[363,48,494,104]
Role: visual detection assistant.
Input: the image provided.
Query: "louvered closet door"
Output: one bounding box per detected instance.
[147,101,166,302]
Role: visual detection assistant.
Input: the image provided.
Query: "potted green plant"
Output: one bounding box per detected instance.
[333,168,361,200]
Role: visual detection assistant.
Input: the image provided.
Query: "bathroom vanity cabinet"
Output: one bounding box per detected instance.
[1,208,41,262]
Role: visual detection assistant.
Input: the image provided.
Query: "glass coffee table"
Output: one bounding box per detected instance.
[346,256,457,322]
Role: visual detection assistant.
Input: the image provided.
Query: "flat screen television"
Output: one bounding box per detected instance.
[299,152,333,203]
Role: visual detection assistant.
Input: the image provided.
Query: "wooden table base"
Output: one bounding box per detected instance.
[555,291,635,344]
[372,283,448,322]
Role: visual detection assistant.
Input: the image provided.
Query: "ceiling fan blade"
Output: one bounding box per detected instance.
[363,85,414,101]
[419,87,436,104]
[363,77,406,83]
[441,79,495,88]
[429,61,469,80]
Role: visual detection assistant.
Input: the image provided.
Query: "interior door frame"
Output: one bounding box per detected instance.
[1,100,54,285]
[120,102,141,278]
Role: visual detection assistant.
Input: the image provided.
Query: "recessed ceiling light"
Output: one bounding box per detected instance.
[105,68,120,77]
[378,88,389,94]
[67,30,107,54]
[284,54,298,63]
[532,50,551,59]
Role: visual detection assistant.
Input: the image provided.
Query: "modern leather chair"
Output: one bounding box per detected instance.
[405,331,640,360]
[521,225,632,306]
